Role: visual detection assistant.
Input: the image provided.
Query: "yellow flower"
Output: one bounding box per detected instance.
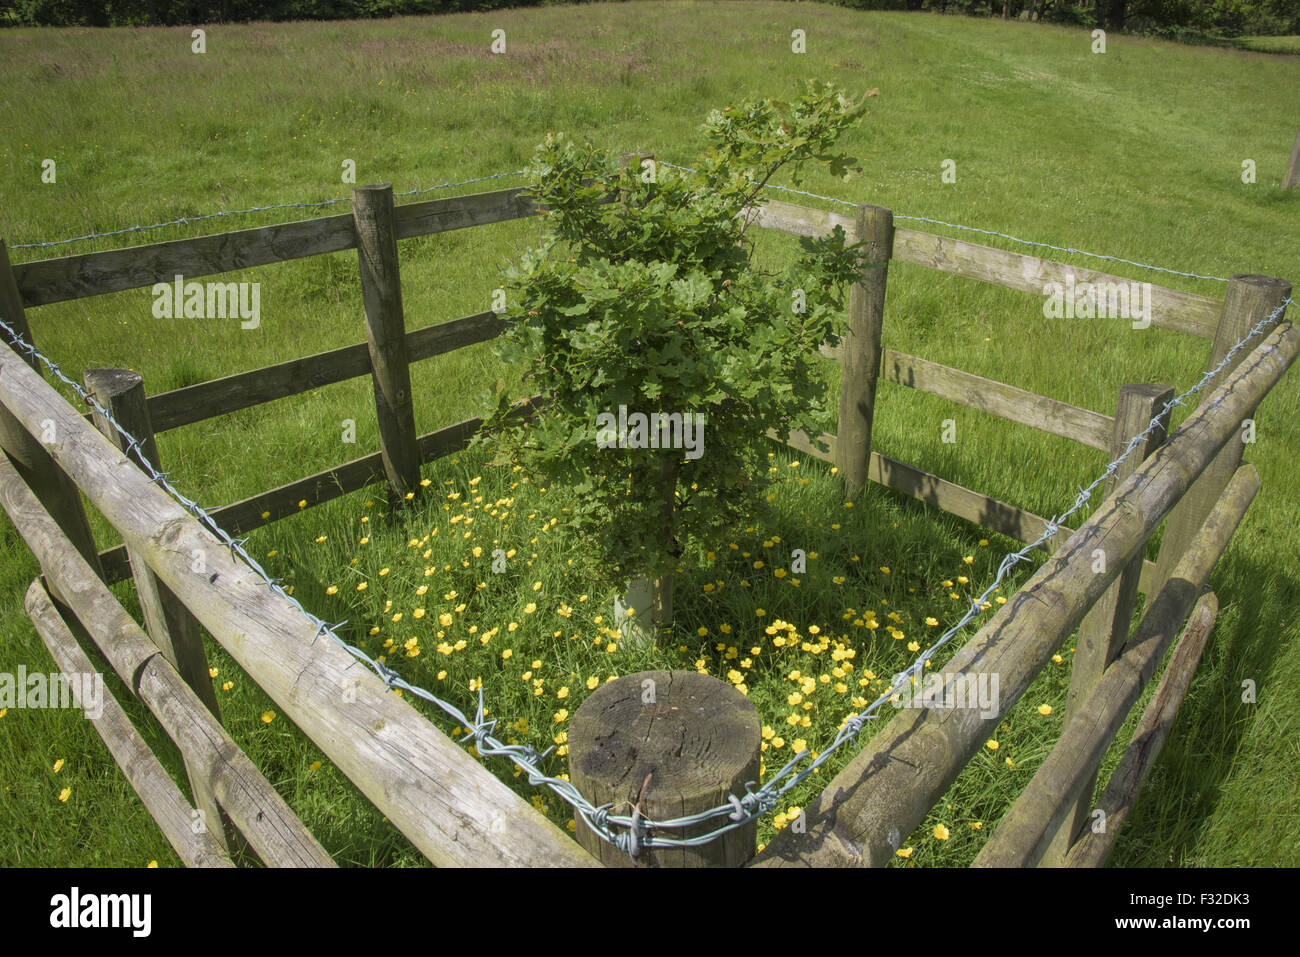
[524,602,537,614]
[808,625,820,635]
[985,739,999,751]
[261,511,271,519]
[557,686,570,699]
[309,760,322,771]
[222,681,233,691]
[208,667,219,679]
[606,642,617,653]
[356,581,368,591]
[933,824,950,840]
[261,710,276,724]
[58,787,71,803]
[502,649,513,660]
[925,617,939,627]
[297,499,307,509]
[1037,703,1053,716]
[791,738,807,753]
[896,847,913,859]
[147,860,158,868]
[970,821,983,830]
[52,759,65,773]
[440,613,454,627]
[532,581,542,591]
[325,585,338,596]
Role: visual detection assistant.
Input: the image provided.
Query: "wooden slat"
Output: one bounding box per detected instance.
[973,467,1252,867]
[0,352,597,868]
[25,579,236,868]
[14,211,358,307]
[769,427,1070,552]
[745,198,1221,338]
[750,322,1298,868]
[394,186,540,238]
[147,311,505,434]
[1065,592,1220,868]
[892,228,1223,338]
[821,343,1114,451]
[743,198,855,239]
[2,460,334,866]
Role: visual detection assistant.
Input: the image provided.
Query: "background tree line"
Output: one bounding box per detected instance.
[1,0,1296,48]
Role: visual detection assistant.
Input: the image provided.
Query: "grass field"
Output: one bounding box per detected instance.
[1,2,1297,867]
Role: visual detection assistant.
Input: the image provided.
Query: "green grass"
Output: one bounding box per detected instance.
[1234,35,1300,55]
[1,2,1298,867]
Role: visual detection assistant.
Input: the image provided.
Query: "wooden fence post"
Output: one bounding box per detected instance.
[82,367,238,858]
[836,204,893,492]
[569,670,761,867]
[1283,125,1300,190]
[1151,275,1291,598]
[1041,381,1173,867]
[0,239,102,580]
[353,183,420,505]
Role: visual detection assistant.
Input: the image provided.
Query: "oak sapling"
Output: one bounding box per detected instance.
[477,81,871,633]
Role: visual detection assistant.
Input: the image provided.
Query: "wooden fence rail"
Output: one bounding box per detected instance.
[973,464,1258,866]
[25,579,236,868]
[752,320,1299,867]
[0,346,596,868]
[0,455,331,866]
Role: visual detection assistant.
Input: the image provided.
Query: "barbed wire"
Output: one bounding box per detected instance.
[7,170,528,251]
[6,292,1290,858]
[1,162,1289,859]
[11,160,1233,289]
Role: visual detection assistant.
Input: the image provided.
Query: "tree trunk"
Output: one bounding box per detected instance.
[651,451,679,628]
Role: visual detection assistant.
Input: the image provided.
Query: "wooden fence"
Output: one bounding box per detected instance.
[0,172,1292,867]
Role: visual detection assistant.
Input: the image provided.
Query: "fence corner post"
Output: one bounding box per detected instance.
[1151,275,1291,598]
[836,204,893,492]
[568,670,761,867]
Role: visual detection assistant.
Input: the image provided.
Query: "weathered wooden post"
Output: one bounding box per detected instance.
[569,670,762,867]
[836,204,893,492]
[1041,381,1173,867]
[353,183,420,506]
[1151,276,1290,597]
[83,367,238,858]
[1282,125,1300,190]
[0,239,102,581]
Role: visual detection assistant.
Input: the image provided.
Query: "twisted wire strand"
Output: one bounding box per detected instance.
[1,161,1287,857]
